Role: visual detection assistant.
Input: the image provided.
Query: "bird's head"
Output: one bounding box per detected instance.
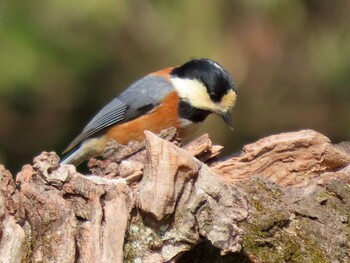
[170,58,237,128]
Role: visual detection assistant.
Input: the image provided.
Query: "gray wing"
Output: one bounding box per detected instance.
[118,75,175,120]
[63,98,127,153]
[63,75,174,153]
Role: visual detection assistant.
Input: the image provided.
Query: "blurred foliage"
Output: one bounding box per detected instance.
[0,0,349,173]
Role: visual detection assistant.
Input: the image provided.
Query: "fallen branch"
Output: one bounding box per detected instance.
[0,129,349,262]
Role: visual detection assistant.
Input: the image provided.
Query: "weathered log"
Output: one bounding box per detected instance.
[0,129,349,262]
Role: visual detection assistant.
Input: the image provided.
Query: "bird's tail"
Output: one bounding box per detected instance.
[60,147,81,166]
[60,137,106,166]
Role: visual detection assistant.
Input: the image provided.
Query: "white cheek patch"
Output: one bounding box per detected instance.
[170,77,215,111]
[170,77,236,113]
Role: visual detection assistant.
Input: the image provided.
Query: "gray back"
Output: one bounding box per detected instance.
[63,75,174,153]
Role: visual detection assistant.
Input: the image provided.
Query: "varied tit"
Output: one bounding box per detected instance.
[61,58,237,166]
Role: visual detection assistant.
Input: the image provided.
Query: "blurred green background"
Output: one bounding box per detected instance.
[1,0,349,173]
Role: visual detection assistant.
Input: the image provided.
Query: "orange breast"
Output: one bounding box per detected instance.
[105,91,180,144]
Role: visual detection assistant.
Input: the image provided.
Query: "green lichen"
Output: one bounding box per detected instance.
[123,213,165,262]
[315,191,330,204]
[243,220,329,263]
[22,232,33,263]
[124,221,146,262]
[240,178,329,263]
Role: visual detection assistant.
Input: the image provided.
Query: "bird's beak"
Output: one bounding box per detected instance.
[219,110,234,130]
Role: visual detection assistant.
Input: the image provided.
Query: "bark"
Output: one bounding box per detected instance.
[0,129,349,262]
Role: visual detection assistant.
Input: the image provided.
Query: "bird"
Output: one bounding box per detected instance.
[61,58,237,166]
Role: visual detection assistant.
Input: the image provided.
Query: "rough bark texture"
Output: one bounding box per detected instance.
[0,129,349,262]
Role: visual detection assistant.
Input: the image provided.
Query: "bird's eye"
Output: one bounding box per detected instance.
[209,92,219,101]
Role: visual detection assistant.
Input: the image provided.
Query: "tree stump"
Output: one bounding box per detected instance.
[0,129,349,262]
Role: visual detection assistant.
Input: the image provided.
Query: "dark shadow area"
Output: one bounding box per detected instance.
[176,240,253,263]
